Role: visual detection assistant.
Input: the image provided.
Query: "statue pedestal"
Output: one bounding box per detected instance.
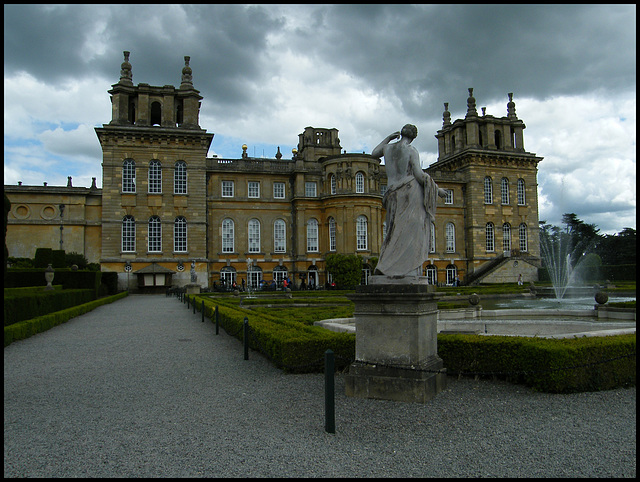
[185,283,201,294]
[345,281,446,403]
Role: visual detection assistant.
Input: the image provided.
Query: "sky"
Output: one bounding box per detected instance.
[3,4,636,235]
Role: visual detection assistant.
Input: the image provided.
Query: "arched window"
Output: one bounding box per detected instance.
[486,222,495,252]
[174,161,187,194]
[307,219,319,252]
[356,215,368,250]
[248,219,261,253]
[355,172,365,193]
[484,176,493,204]
[148,216,162,252]
[273,265,288,288]
[446,222,455,252]
[150,101,162,126]
[174,216,187,253]
[328,217,336,251]
[503,223,511,252]
[220,266,236,288]
[274,219,286,253]
[222,218,234,253]
[330,174,336,195]
[519,223,528,252]
[501,177,509,205]
[122,215,136,252]
[446,264,458,286]
[517,178,526,205]
[424,265,437,285]
[149,160,162,194]
[122,159,136,193]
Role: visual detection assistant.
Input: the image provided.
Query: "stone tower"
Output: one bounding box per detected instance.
[428,89,542,282]
[95,52,214,291]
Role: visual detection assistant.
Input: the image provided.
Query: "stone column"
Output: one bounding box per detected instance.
[345,279,446,403]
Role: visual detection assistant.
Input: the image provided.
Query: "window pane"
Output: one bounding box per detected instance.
[149,160,162,194]
[123,160,136,193]
[122,216,135,252]
[174,161,187,194]
[148,216,162,252]
[174,216,187,252]
[307,219,318,252]
[222,219,234,253]
[356,215,367,250]
[248,219,260,253]
[274,220,286,253]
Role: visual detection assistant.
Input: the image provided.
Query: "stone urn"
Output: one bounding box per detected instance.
[44,264,55,291]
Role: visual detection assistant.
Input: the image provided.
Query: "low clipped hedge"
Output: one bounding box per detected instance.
[197,294,635,392]
[4,289,96,326]
[4,292,128,347]
[438,333,636,393]
[194,295,355,372]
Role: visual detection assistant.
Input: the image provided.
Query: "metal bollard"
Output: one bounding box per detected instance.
[215,306,219,335]
[201,300,205,323]
[325,349,335,433]
[193,297,196,314]
[243,317,249,360]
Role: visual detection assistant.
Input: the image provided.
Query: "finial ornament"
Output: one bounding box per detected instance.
[507,92,517,119]
[180,55,193,89]
[119,51,133,85]
[466,88,477,117]
[442,102,451,126]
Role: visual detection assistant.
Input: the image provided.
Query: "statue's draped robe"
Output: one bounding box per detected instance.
[375,168,438,276]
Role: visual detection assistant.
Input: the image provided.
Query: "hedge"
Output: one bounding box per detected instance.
[4,291,128,347]
[4,289,96,326]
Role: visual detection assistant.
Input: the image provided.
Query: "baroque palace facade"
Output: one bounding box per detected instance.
[5,52,542,292]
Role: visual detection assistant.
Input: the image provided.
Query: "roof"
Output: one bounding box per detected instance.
[134,263,175,274]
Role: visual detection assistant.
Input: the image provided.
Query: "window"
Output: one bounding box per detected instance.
[355,172,365,193]
[248,181,260,198]
[495,129,502,149]
[445,222,455,252]
[247,266,262,290]
[220,266,236,288]
[305,182,317,197]
[148,160,162,194]
[307,218,319,252]
[356,215,368,250]
[380,184,387,196]
[222,180,234,197]
[122,215,136,252]
[150,101,162,126]
[174,216,187,252]
[122,159,136,193]
[519,223,528,252]
[446,264,458,286]
[274,219,286,253]
[425,265,437,285]
[486,222,495,252]
[328,217,336,251]
[148,216,162,252]
[361,265,371,285]
[501,178,509,205]
[222,218,234,253]
[484,177,493,204]
[330,174,336,195]
[248,219,260,253]
[273,182,285,199]
[273,266,288,288]
[174,161,187,194]
[517,178,526,205]
[503,223,511,252]
[444,189,453,204]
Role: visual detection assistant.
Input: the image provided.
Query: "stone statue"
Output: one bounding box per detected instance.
[372,124,446,277]
[190,261,197,282]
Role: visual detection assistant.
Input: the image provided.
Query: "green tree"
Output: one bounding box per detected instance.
[326,253,363,289]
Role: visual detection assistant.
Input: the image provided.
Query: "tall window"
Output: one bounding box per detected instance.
[444,189,453,204]
[148,160,162,193]
[307,219,319,252]
[174,216,187,253]
[425,265,437,285]
[330,174,336,194]
[519,223,528,252]
[122,215,136,252]
[501,177,509,205]
[305,182,317,197]
[222,218,234,253]
[274,219,286,253]
[484,177,493,204]
[273,182,285,199]
[148,216,162,252]
[503,223,511,252]
[122,159,136,193]
[248,219,261,253]
[517,178,526,205]
[174,161,187,194]
[222,180,234,197]
[355,172,365,193]
[446,264,458,285]
[328,217,336,251]
[248,181,260,198]
[356,215,368,250]
[445,222,455,252]
[486,222,495,252]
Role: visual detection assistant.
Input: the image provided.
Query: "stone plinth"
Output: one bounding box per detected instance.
[345,281,446,403]
[185,283,201,294]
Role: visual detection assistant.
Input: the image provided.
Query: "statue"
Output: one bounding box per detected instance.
[190,261,197,283]
[372,124,446,277]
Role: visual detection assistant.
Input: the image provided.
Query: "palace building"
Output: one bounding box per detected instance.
[5,52,543,292]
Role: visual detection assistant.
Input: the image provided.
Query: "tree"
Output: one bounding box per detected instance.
[325,253,363,289]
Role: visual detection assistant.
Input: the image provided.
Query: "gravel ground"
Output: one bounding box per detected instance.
[4,294,636,478]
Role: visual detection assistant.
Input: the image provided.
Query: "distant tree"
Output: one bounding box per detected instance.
[65,252,89,269]
[596,228,636,266]
[326,253,363,289]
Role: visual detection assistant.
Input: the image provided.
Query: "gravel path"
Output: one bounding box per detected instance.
[4,294,636,477]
